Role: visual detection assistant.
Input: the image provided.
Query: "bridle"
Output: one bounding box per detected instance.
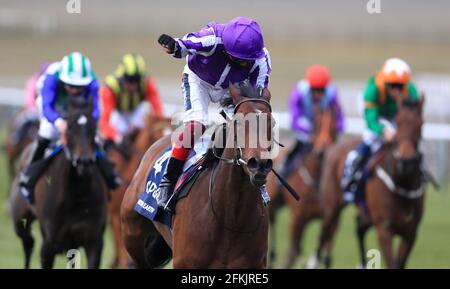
[62,112,97,168]
[211,98,273,167]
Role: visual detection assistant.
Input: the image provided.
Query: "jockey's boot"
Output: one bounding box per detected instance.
[19,137,51,203]
[95,149,122,190]
[157,157,185,213]
[280,141,305,179]
[341,142,371,203]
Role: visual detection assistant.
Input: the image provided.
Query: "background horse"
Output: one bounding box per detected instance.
[10,97,108,269]
[107,113,171,268]
[121,84,275,268]
[3,110,39,184]
[268,104,338,268]
[310,96,425,268]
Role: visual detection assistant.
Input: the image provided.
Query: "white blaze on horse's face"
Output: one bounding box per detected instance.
[77,115,88,126]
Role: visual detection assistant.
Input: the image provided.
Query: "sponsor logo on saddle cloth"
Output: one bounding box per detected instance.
[134,135,210,226]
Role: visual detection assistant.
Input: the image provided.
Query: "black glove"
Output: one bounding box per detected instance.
[158,34,176,54]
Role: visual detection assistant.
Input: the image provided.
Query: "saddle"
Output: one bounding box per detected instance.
[134,135,212,228]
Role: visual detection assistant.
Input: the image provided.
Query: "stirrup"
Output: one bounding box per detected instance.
[19,171,30,186]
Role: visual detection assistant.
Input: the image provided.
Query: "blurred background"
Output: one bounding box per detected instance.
[0,0,449,268]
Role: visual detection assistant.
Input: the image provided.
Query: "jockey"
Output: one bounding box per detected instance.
[342,58,420,203]
[281,64,344,178]
[99,53,163,146]
[157,16,272,211]
[19,52,120,202]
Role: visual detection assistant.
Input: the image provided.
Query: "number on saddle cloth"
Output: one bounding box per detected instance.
[134,135,211,227]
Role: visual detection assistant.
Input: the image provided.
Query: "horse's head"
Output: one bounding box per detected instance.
[228,83,274,187]
[311,104,337,155]
[394,95,425,176]
[65,96,97,170]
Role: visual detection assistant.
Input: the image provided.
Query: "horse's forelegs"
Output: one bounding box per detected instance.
[110,206,129,268]
[268,215,277,268]
[322,217,339,269]
[356,215,371,268]
[15,217,34,269]
[40,242,56,269]
[309,205,340,269]
[396,235,416,269]
[283,213,307,269]
[85,239,104,269]
[375,226,395,268]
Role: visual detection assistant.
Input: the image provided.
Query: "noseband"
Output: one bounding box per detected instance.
[212,98,272,167]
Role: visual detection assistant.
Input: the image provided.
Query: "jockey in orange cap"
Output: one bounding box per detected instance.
[342,58,421,203]
[281,64,344,178]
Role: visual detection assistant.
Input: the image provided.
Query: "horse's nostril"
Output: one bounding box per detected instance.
[247,157,258,170]
[264,159,273,171]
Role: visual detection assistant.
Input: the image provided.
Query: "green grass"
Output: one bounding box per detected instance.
[0,126,449,268]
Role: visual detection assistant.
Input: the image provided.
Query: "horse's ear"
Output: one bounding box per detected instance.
[261,88,271,102]
[419,92,425,113]
[87,97,94,114]
[67,98,75,114]
[229,83,241,104]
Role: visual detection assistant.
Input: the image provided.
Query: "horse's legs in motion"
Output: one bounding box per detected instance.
[375,225,395,268]
[109,200,129,268]
[356,212,371,268]
[396,235,416,269]
[322,216,339,269]
[40,242,56,269]
[284,212,308,269]
[268,189,284,268]
[309,205,341,269]
[268,213,277,268]
[85,239,104,269]
[14,216,35,269]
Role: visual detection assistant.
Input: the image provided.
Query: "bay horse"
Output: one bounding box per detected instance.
[107,113,172,268]
[121,84,275,268]
[10,96,108,269]
[268,104,338,268]
[3,109,39,183]
[310,95,425,268]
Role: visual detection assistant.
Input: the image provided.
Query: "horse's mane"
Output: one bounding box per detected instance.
[203,82,265,168]
[204,124,226,168]
[401,98,420,109]
[238,81,263,99]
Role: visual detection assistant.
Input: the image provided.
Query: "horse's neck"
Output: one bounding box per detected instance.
[382,148,421,189]
[213,148,259,215]
[303,152,322,179]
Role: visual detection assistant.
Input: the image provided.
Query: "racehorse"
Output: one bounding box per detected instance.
[121,83,275,268]
[10,96,108,269]
[107,113,171,268]
[3,110,39,183]
[310,96,426,268]
[268,104,338,268]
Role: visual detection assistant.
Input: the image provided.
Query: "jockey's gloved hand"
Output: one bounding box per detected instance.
[158,34,176,54]
[55,118,68,145]
[103,139,115,152]
[114,134,123,145]
[383,127,396,142]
